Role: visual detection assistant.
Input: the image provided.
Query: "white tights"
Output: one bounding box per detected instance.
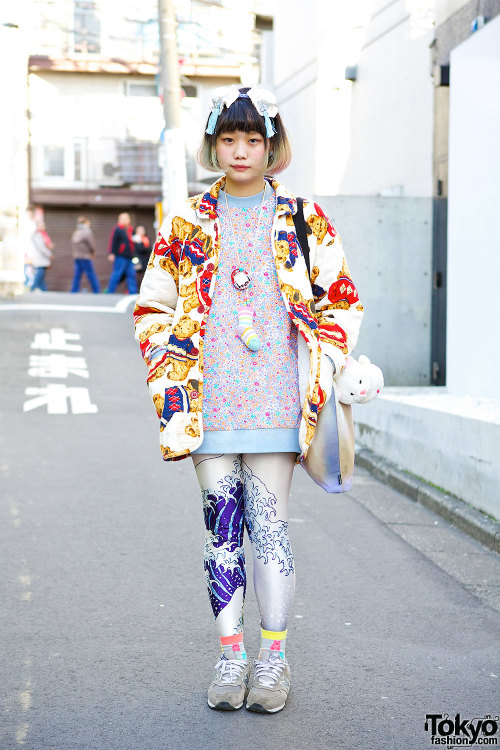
[192,452,296,637]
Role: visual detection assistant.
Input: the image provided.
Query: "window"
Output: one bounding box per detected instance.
[74,142,82,181]
[74,0,101,54]
[39,142,86,184]
[124,81,157,97]
[43,146,64,177]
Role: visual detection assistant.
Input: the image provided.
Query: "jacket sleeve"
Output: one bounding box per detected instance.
[110,227,120,255]
[305,200,364,375]
[133,214,181,385]
[111,226,128,256]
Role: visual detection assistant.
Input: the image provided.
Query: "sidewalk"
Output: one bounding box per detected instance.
[353,387,500,522]
[356,447,500,555]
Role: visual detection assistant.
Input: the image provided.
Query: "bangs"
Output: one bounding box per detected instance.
[215,98,267,139]
[198,87,292,174]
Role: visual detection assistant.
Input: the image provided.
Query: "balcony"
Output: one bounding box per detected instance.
[30,136,163,204]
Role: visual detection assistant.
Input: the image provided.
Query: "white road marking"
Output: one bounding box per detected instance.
[28,354,89,379]
[115,295,137,312]
[19,683,32,711]
[22,329,97,413]
[0,295,137,314]
[16,724,29,745]
[23,384,98,414]
[31,329,82,352]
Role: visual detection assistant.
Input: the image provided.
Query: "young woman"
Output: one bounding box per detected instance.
[134,86,364,713]
[31,220,54,292]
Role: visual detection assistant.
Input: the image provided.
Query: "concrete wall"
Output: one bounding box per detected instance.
[354,388,500,519]
[317,195,432,385]
[272,0,434,385]
[447,15,500,398]
[273,0,372,198]
[338,1,434,198]
[274,0,434,198]
[436,0,470,25]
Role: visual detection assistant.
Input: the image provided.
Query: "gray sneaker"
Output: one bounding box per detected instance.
[207,658,250,711]
[246,650,291,713]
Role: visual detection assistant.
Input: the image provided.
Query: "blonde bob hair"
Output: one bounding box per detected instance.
[197,87,292,176]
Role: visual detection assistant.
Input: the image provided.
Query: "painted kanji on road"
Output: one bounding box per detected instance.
[31,328,83,352]
[23,385,98,414]
[24,328,97,414]
[28,354,89,379]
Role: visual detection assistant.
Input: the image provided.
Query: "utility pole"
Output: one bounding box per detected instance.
[158,0,187,218]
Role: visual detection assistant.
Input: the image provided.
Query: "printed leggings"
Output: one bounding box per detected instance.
[192,452,296,636]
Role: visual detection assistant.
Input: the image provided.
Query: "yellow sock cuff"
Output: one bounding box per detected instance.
[261,628,287,640]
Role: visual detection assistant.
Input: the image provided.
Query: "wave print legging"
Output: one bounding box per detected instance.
[192,452,296,635]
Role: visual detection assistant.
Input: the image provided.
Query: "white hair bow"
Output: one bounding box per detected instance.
[205,86,278,137]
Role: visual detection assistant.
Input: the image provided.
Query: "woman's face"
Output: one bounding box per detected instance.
[216,130,269,188]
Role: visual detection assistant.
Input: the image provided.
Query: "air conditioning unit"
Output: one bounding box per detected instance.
[103,162,119,177]
[100,162,123,187]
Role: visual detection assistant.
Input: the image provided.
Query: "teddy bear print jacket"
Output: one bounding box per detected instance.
[134,175,364,462]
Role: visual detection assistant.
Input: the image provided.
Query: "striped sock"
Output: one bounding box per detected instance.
[220,633,247,661]
[237,305,261,351]
[259,628,287,661]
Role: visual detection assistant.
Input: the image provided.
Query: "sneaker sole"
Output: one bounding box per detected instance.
[246,701,285,714]
[208,699,243,711]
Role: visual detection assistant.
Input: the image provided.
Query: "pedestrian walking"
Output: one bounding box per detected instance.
[134,86,364,713]
[31,219,54,291]
[23,206,37,289]
[70,216,100,293]
[107,212,137,294]
[131,224,151,287]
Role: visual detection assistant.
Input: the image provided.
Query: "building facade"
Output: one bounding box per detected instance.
[3,0,271,293]
[272,0,435,386]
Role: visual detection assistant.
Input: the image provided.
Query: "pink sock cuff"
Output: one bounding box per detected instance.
[220,633,244,646]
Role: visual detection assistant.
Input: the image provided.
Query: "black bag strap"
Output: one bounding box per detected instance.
[292,197,310,278]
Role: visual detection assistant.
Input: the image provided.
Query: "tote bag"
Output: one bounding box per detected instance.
[300,386,355,492]
[293,199,355,493]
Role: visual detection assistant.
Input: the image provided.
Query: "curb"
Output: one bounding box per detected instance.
[355,447,500,555]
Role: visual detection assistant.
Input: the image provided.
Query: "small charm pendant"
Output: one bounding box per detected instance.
[237,304,261,351]
[231,267,251,291]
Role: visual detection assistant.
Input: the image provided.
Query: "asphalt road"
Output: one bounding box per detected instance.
[1,293,499,750]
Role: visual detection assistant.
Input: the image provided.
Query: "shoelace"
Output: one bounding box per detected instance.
[216,659,248,685]
[253,657,287,688]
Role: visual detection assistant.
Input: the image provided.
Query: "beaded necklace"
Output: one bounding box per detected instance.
[221,183,269,351]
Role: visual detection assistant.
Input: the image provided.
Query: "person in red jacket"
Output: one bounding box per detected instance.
[106,212,137,294]
[131,224,151,287]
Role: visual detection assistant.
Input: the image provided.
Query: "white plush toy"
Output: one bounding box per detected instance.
[335,355,384,405]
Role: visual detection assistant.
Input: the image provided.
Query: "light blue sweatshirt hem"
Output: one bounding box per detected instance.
[192,427,300,454]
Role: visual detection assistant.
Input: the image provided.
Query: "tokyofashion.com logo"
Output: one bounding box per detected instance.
[425,714,499,746]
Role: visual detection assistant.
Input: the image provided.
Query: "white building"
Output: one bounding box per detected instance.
[272,0,500,517]
[273,0,435,387]
[2,0,271,292]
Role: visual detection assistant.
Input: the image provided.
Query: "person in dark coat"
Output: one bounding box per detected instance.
[107,212,137,294]
[70,216,100,293]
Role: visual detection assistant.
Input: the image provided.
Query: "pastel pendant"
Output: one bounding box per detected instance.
[237,305,261,351]
[231,267,251,291]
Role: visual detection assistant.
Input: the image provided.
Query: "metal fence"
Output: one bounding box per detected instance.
[30,137,162,191]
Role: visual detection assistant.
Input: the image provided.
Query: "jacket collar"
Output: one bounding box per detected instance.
[190,175,298,219]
